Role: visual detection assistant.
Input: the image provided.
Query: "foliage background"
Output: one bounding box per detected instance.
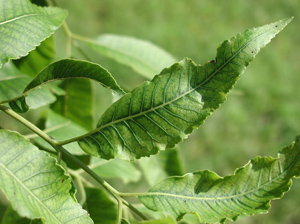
[0,1,299,223]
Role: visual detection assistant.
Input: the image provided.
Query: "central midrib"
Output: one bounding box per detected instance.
[86,28,271,137]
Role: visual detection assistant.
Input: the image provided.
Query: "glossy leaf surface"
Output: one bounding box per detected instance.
[79,18,292,160]
[139,135,300,223]
[82,34,177,79]
[0,130,93,223]
[0,0,67,68]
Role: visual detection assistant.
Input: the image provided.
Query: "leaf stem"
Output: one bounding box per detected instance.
[0,104,148,221]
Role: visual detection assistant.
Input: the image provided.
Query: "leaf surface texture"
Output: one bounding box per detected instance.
[78,18,292,160]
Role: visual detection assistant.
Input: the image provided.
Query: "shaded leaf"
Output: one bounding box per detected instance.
[10,59,125,113]
[51,79,94,130]
[0,0,67,68]
[139,148,184,186]
[81,34,177,79]
[2,205,42,224]
[0,130,93,223]
[84,187,117,224]
[33,110,88,155]
[0,62,63,109]
[139,136,300,223]
[13,36,55,76]
[90,157,141,184]
[78,18,292,160]
[139,216,176,224]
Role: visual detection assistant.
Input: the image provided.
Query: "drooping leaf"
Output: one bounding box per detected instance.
[78,18,292,161]
[139,135,300,223]
[84,187,118,224]
[80,34,177,79]
[0,130,93,223]
[9,59,126,113]
[0,62,63,109]
[90,157,141,184]
[51,79,94,130]
[2,205,43,224]
[13,36,55,76]
[33,110,88,155]
[0,0,67,68]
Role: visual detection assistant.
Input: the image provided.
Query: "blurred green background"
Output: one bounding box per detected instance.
[2,0,300,223]
[53,1,300,223]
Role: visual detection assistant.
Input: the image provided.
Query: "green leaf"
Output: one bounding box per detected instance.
[0,0,67,68]
[9,59,126,113]
[80,34,177,79]
[139,216,176,224]
[0,130,93,223]
[78,18,292,161]
[13,36,55,76]
[139,148,184,186]
[138,135,300,223]
[51,79,94,131]
[90,157,141,184]
[2,205,43,224]
[0,62,62,109]
[33,110,88,155]
[84,187,117,224]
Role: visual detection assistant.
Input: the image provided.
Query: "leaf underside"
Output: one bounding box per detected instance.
[9,59,125,113]
[0,0,67,68]
[0,130,93,223]
[78,18,292,161]
[139,135,300,223]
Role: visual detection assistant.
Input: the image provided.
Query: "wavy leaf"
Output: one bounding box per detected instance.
[0,0,67,68]
[0,130,93,223]
[78,18,292,161]
[139,135,300,223]
[84,187,118,224]
[80,34,177,79]
[9,59,125,113]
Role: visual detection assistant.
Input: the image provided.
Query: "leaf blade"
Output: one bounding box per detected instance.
[0,130,93,223]
[9,59,125,113]
[81,34,177,79]
[138,135,300,223]
[78,18,292,160]
[0,0,67,68]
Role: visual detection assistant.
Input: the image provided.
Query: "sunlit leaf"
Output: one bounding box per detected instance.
[139,216,176,224]
[80,34,177,79]
[0,0,67,68]
[78,18,292,160]
[10,59,125,113]
[0,130,93,223]
[139,135,300,223]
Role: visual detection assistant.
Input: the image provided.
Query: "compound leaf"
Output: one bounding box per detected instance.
[0,0,67,68]
[9,59,125,113]
[78,18,292,161]
[0,130,93,223]
[139,135,300,223]
[81,34,177,79]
